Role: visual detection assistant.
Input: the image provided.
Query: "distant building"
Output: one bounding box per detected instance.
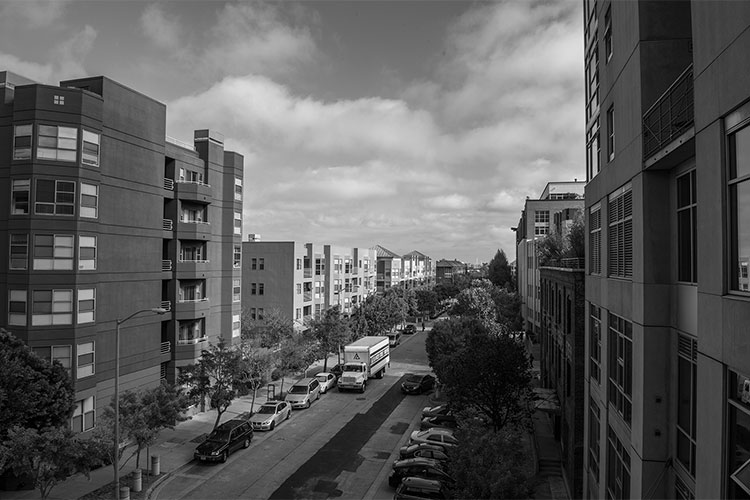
[402,250,433,289]
[514,181,584,338]
[0,71,242,431]
[434,259,467,286]
[374,245,403,292]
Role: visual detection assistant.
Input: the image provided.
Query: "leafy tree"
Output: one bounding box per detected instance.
[241,308,294,349]
[0,329,75,441]
[434,283,460,303]
[567,211,585,260]
[135,383,190,468]
[242,347,273,412]
[275,331,317,395]
[537,232,564,266]
[309,306,351,371]
[179,339,244,430]
[442,325,533,432]
[424,318,469,384]
[1,426,101,499]
[348,305,368,343]
[450,287,497,324]
[445,422,533,499]
[492,287,523,332]
[488,249,513,289]
[415,289,440,318]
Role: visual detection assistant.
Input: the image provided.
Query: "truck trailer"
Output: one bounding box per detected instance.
[338,336,390,393]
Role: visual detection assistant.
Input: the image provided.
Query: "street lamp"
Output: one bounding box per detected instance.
[114,307,168,500]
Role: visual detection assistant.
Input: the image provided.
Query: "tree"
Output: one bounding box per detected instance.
[238,345,273,412]
[450,287,497,324]
[241,308,294,349]
[0,329,75,441]
[424,318,469,384]
[487,249,514,290]
[179,339,244,430]
[415,289,439,318]
[491,287,523,332]
[537,232,564,266]
[135,383,190,468]
[445,422,533,499]
[1,426,101,499]
[442,326,533,432]
[309,306,351,371]
[275,331,317,395]
[567,211,585,260]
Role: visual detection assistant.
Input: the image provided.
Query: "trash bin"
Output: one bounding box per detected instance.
[120,485,130,500]
[151,455,160,476]
[132,469,142,492]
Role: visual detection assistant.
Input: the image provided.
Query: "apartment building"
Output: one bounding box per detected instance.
[434,259,466,286]
[581,2,750,498]
[0,71,243,431]
[241,241,377,325]
[515,181,585,337]
[375,245,403,292]
[402,250,433,289]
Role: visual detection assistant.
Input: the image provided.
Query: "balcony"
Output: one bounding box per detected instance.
[643,65,694,163]
[304,291,312,302]
[177,220,212,240]
[162,259,173,272]
[164,178,174,191]
[161,341,171,354]
[176,259,210,276]
[174,298,210,320]
[304,268,312,279]
[160,300,172,311]
[175,336,209,361]
[176,180,212,204]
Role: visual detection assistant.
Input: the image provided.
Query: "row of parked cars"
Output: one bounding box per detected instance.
[193,370,340,463]
[389,403,458,499]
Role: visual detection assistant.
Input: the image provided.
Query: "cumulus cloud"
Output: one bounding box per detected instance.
[0,0,69,28]
[140,4,183,52]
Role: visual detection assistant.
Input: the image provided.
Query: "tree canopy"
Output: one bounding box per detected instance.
[487,249,513,289]
[308,305,351,371]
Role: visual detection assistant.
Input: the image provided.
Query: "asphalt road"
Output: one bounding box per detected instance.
[155,330,432,500]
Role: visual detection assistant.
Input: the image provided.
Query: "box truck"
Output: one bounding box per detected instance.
[337,336,390,393]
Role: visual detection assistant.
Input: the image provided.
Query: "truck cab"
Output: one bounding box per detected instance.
[337,336,390,393]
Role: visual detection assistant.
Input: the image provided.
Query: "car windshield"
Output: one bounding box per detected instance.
[208,430,231,442]
[316,376,327,383]
[289,385,308,394]
[405,374,423,383]
[258,405,276,414]
[344,364,362,372]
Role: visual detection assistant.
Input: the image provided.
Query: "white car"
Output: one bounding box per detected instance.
[315,372,337,393]
[409,428,458,449]
[249,401,291,431]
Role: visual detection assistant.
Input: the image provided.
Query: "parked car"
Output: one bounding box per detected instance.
[193,419,253,463]
[421,404,451,419]
[387,332,402,347]
[388,458,454,488]
[413,448,449,462]
[284,377,321,409]
[249,401,291,431]
[330,363,345,380]
[399,442,446,460]
[401,373,436,395]
[315,372,337,393]
[409,429,458,449]
[403,324,417,335]
[394,477,448,499]
[420,414,458,431]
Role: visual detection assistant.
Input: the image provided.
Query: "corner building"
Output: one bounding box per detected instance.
[583,2,750,498]
[0,71,243,432]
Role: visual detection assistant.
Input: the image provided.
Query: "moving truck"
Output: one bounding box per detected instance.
[338,336,390,393]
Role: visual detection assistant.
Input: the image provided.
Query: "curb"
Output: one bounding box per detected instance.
[145,460,193,500]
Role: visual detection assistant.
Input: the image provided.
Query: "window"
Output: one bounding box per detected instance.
[589,398,601,479]
[35,179,75,215]
[257,308,265,321]
[81,130,100,167]
[606,427,630,499]
[37,125,77,162]
[10,234,29,270]
[259,283,264,295]
[11,179,30,214]
[234,177,242,201]
[251,283,257,295]
[345,259,352,273]
[181,204,205,223]
[296,258,302,270]
[590,203,602,274]
[608,314,632,425]
[607,105,615,161]
[585,41,600,123]
[534,210,550,236]
[53,95,65,105]
[249,307,257,320]
[234,211,242,235]
[178,318,205,344]
[675,476,695,500]
[608,184,632,278]
[258,258,265,270]
[677,169,699,282]
[233,279,241,302]
[233,245,241,268]
[71,396,95,432]
[32,346,72,375]
[590,304,602,382]
[232,314,241,338]
[80,183,98,218]
[728,120,750,291]
[79,236,97,270]
[13,124,32,159]
[8,290,27,326]
[77,288,95,324]
[179,280,205,301]
[296,283,302,295]
[180,242,205,262]
[587,119,601,180]
[34,234,74,270]
[76,341,95,378]
[676,334,697,476]
[604,6,612,61]
[315,258,325,275]
[296,308,301,320]
[728,371,750,497]
[32,289,73,325]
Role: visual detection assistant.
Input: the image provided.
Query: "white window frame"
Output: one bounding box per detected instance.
[11,179,30,215]
[234,211,242,235]
[232,314,241,338]
[13,124,32,160]
[77,288,95,324]
[33,234,74,270]
[81,130,100,167]
[32,289,73,326]
[9,233,29,270]
[71,396,95,432]
[37,124,77,162]
[233,278,241,302]
[8,290,27,326]
[234,177,242,201]
[76,341,95,378]
[80,183,99,218]
[78,235,97,271]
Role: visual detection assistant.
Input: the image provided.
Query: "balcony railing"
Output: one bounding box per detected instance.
[164,178,174,190]
[160,300,172,311]
[177,335,208,345]
[166,135,197,152]
[178,297,209,303]
[643,65,694,159]
[304,291,312,302]
[176,179,211,188]
[540,257,585,270]
[160,341,171,354]
[303,269,312,278]
[178,259,210,264]
[180,219,210,225]
[162,260,173,272]
[163,219,173,231]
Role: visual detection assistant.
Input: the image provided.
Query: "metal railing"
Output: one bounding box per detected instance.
[160,301,172,311]
[162,260,173,272]
[164,178,174,190]
[160,341,171,354]
[303,269,312,278]
[176,179,211,188]
[541,257,585,270]
[163,219,173,231]
[178,259,210,264]
[165,135,197,152]
[643,65,694,159]
[177,335,208,345]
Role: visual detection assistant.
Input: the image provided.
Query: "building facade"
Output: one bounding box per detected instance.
[375,245,403,292]
[434,259,466,286]
[0,71,242,432]
[241,241,377,326]
[402,250,433,289]
[515,181,585,338]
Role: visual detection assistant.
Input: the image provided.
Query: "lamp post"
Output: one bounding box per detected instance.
[114,307,167,500]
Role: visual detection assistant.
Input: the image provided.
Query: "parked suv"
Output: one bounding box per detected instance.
[284,377,321,409]
[394,477,448,499]
[194,419,253,463]
[388,457,454,488]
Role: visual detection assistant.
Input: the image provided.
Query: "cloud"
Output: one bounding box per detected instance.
[140,4,183,52]
[0,0,69,28]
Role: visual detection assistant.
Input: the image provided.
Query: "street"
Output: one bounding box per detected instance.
[154,330,433,500]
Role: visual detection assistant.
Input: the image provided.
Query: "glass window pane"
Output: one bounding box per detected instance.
[736,181,750,289]
[734,126,750,179]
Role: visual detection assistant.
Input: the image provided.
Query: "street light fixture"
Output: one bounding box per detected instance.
[113,307,168,500]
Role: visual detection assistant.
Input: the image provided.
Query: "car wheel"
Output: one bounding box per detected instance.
[220,451,228,463]
[305,400,310,409]
[270,421,275,430]
[361,383,366,393]
[286,410,291,420]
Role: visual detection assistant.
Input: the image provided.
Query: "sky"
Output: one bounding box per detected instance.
[0,0,585,264]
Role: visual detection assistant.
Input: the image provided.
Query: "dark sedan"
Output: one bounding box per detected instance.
[401,373,436,395]
[420,414,458,431]
[422,404,451,419]
[399,442,446,460]
[194,419,253,463]
[403,324,417,334]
